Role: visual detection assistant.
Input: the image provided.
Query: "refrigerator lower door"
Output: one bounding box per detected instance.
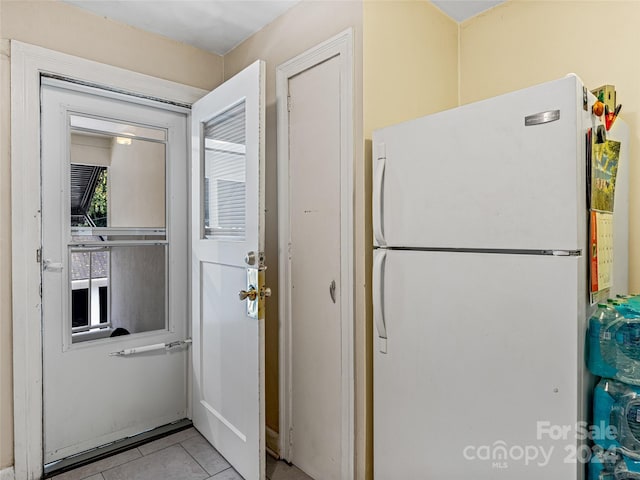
[373,249,586,480]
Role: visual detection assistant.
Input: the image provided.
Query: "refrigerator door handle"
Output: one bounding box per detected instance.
[373,155,386,246]
[373,249,388,353]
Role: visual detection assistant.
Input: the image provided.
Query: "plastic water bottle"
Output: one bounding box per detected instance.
[589,447,618,480]
[588,300,640,384]
[617,294,634,302]
[604,300,640,383]
[614,298,640,318]
[615,317,640,384]
[613,455,640,479]
[626,294,640,311]
[593,379,640,456]
[588,304,623,378]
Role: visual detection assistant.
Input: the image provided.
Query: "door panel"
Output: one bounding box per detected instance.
[41,83,189,462]
[191,60,266,480]
[373,249,584,479]
[200,262,251,440]
[288,55,342,480]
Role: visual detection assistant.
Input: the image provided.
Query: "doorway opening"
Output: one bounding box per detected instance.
[10,41,206,480]
[40,78,190,473]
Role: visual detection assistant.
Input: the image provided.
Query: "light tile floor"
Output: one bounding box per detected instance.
[51,428,312,480]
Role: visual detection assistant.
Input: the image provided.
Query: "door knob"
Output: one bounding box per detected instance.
[261,287,272,299]
[239,287,258,301]
[245,251,256,265]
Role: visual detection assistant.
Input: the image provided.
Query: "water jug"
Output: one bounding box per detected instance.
[593,379,640,456]
[588,305,640,384]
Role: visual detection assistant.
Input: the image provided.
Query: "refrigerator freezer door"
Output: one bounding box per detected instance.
[373,249,585,480]
[372,75,586,251]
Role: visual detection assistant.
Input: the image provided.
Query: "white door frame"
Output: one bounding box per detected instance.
[275,29,355,479]
[10,41,206,480]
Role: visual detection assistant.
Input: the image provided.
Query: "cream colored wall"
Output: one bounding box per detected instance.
[364,0,459,137]
[460,0,640,291]
[223,0,365,475]
[109,139,166,228]
[0,0,223,469]
[71,134,112,167]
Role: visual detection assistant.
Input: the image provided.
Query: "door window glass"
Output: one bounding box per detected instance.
[202,101,246,240]
[69,131,166,230]
[68,119,168,343]
[70,249,110,333]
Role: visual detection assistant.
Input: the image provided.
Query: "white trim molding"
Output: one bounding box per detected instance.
[0,467,15,480]
[265,426,279,459]
[10,40,205,480]
[276,28,355,480]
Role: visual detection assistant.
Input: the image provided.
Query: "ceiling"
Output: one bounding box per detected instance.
[431,0,505,22]
[63,0,302,55]
[63,0,506,56]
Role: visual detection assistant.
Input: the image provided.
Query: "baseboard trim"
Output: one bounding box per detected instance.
[266,426,279,458]
[0,466,15,480]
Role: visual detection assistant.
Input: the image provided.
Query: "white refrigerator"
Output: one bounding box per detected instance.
[372,75,629,479]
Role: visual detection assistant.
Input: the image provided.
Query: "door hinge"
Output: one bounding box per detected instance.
[36,248,42,263]
[287,95,292,112]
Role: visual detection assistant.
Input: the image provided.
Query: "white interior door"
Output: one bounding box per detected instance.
[288,56,343,480]
[41,81,189,463]
[191,60,266,480]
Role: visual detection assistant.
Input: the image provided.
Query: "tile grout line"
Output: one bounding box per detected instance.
[140,440,183,457]
[177,433,239,478]
[92,447,142,479]
[178,440,219,478]
[64,429,199,480]
[208,467,234,479]
[134,428,200,457]
[140,428,201,456]
[73,432,239,480]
